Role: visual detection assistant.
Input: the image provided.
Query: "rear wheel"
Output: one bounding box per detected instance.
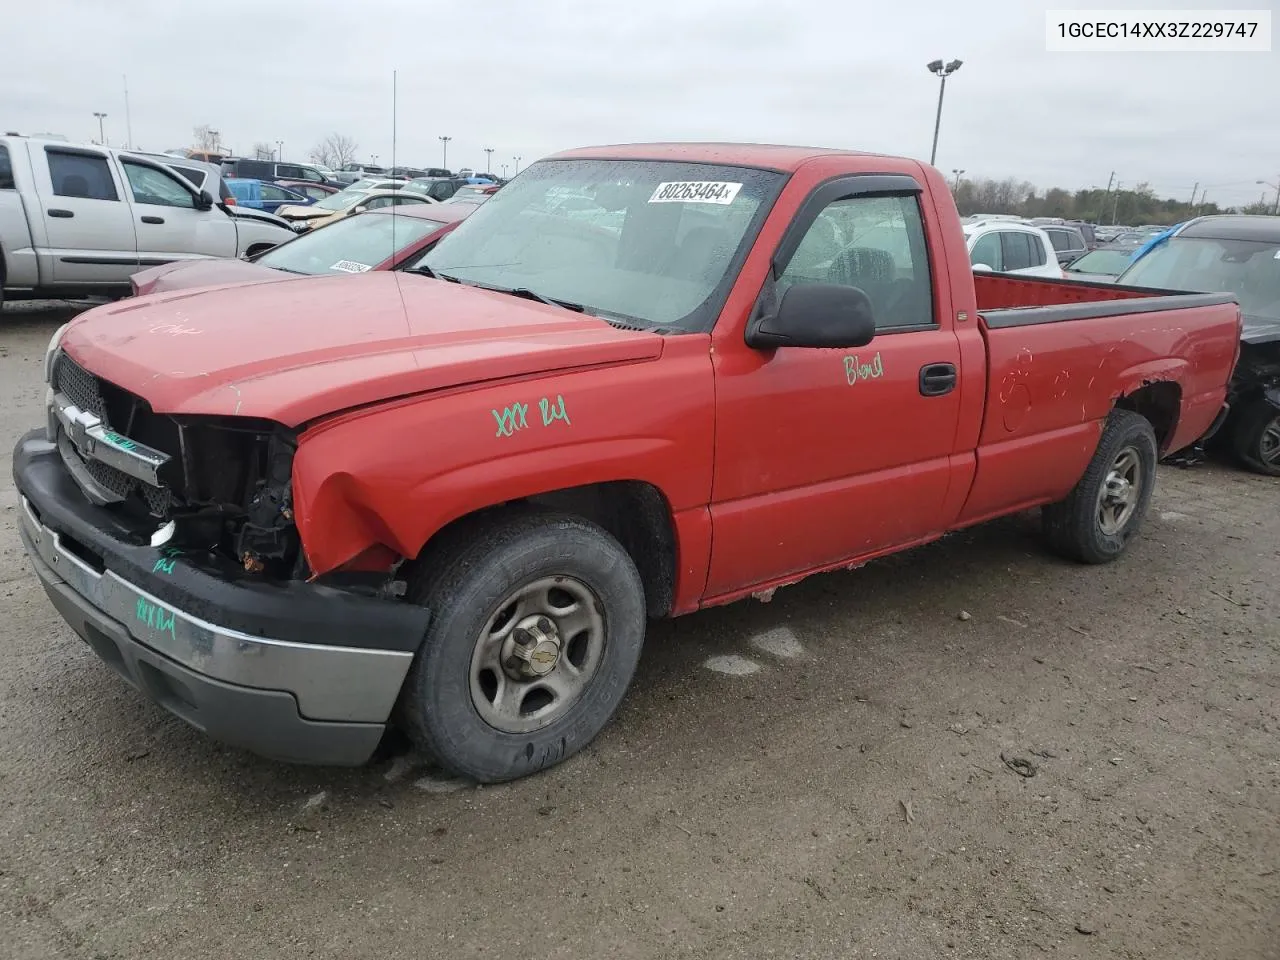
[1043,409,1158,564]
[1230,399,1280,477]
[397,511,646,783]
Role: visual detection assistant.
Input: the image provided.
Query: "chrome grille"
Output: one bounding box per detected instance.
[54,354,106,420]
[51,352,176,517]
[82,452,135,499]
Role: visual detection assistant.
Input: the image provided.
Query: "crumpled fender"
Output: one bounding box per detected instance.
[290,338,716,576]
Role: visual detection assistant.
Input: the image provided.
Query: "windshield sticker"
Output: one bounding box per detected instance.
[330,259,372,273]
[492,395,572,438]
[844,352,884,385]
[648,181,743,205]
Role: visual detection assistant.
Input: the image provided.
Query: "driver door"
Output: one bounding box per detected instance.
[119,159,236,263]
[706,176,964,599]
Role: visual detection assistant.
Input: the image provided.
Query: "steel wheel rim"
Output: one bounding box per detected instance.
[1260,416,1280,466]
[469,575,606,734]
[1097,446,1142,535]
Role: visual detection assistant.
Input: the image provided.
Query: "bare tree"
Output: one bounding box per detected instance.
[251,142,274,160]
[192,124,221,152]
[309,133,359,169]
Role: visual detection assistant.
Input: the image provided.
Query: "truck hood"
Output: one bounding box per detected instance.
[59,272,663,426]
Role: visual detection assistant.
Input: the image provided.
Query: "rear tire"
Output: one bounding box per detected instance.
[397,510,646,783]
[1230,400,1280,477]
[1043,409,1158,564]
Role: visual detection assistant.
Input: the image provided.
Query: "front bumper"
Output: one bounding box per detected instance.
[13,430,429,765]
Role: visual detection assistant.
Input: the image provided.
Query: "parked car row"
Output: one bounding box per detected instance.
[0,135,298,302]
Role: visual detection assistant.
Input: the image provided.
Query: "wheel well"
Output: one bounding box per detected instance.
[525,482,675,618]
[1116,382,1181,452]
[414,482,677,619]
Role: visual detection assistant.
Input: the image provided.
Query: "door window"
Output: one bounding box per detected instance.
[47,151,118,201]
[0,146,14,190]
[1028,234,1049,266]
[969,232,1002,270]
[259,183,291,201]
[1046,229,1071,252]
[276,164,305,180]
[121,162,196,208]
[1000,231,1035,271]
[777,193,934,330]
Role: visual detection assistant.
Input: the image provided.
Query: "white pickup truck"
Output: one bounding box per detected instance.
[0,135,296,304]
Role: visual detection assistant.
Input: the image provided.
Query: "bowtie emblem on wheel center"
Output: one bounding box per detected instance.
[505,615,561,678]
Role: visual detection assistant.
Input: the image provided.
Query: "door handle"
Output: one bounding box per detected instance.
[919,362,957,397]
[140,216,165,225]
[48,209,74,218]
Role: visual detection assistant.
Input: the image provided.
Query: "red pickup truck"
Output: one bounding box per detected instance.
[13,143,1241,782]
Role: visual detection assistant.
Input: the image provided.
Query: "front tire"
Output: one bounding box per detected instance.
[398,511,646,783]
[1230,399,1280,476]
[1043,409,1158,564]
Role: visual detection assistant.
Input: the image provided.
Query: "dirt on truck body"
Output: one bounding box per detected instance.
[12,142,1242,782]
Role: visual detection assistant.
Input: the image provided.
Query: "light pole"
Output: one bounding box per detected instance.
[439,135,452,170]
[209,129,221,155]
[501,163,508,179]
[926,59,963,166]
[484,147,494,174]
[1256,178,1280,216]
[952,168,965,189]
[276,139,284,162]
[93,112,107,145]
[513,156,522,175]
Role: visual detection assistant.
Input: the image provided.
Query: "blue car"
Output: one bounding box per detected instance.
[226,178,314,214]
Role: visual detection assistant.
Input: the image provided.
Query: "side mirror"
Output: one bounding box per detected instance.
[746,283,876,350]
[353,205,368,214]
[971,263,993,272]
[196,190,215,211]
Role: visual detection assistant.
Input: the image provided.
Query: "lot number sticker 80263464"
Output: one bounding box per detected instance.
[648,181,743,205]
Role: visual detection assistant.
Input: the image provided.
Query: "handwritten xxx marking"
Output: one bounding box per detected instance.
[493,403,530,438]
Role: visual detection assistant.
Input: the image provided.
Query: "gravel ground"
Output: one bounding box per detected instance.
[1,302,1277,960]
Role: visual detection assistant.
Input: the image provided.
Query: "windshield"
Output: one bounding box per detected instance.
[257,213,446,275]
[402,181,442,197]
[1066,248,1133,275]
[314,189,372,212]
[1120,236,1280,320]
[422,158,785,330]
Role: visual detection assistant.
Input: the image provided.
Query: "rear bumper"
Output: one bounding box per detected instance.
[13,430,428,765]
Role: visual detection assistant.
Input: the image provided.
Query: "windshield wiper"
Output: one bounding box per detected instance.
[408,263,461,282]
[487,285,585,313]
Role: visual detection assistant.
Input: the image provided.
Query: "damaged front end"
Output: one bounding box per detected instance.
[1232,338,1280,412]
[48,351,304,578]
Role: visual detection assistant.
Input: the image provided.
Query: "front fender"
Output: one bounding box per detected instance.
[291,337,715,575]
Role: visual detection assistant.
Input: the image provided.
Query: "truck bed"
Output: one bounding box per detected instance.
[973,271,1232,315]
[954,274,1243,527]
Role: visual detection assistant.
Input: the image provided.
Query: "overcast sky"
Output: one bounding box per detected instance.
[3,0,1276,207]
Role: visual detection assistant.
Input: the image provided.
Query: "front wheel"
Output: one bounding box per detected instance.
[398,511,646,783]
[1231,399,1280,477]
[1043,409,1158,564]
